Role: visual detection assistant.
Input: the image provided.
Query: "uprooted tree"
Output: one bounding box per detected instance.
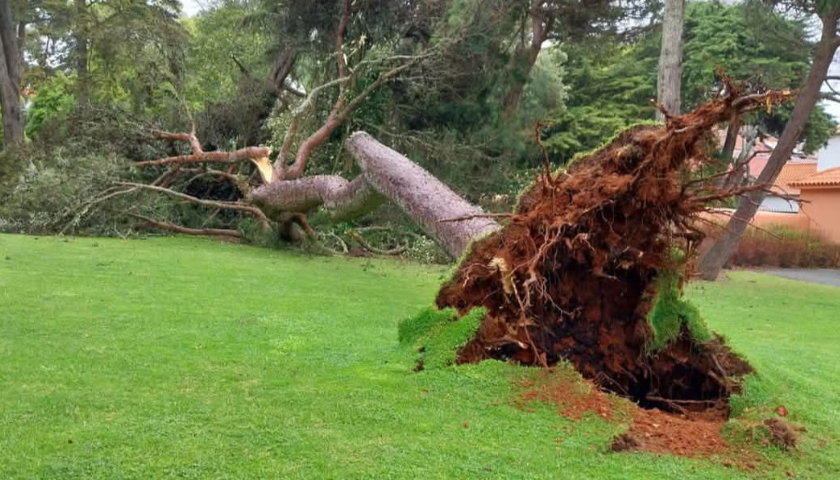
[120,84,787,414]
[90,0,794,418]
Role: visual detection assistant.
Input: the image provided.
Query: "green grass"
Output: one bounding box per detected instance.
[1,234,838,479]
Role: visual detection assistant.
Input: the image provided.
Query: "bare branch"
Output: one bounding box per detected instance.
[283,59,420,181]
[117,182,270,230]
[60,187,139,234]
[129,213,243,241]
[135,146,270,167]
[348,230,406,255]
[154,129,203,155]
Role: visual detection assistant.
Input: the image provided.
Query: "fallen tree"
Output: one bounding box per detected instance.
[122,86,786,415]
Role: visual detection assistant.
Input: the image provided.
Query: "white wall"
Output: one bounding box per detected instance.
[817,135,840,171]
[759,195,800,213]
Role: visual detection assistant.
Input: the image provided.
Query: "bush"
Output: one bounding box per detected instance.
[0,106,175,236]
[0,148,132,235]
[728,225,840,268]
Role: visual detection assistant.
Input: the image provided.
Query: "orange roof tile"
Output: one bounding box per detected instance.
[771,161,818,195]
[790,166,840,188]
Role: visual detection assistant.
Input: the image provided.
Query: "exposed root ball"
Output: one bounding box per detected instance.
[435,92,782,410]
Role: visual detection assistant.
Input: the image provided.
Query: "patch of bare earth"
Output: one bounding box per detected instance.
[516,369,772,467]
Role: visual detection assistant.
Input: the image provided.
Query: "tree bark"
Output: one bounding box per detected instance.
[0,0,23,147]
[249,132,500,258]
[720,125,756,191]
[656,0,685,121]
[697,9,840,280]
[501,1,554,122]
[720,117,741,166]
[346,132,501,257]
[268,49,297,95]
[74,0,89,108]
[250,174,385,222]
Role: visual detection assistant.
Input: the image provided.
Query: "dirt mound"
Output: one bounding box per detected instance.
[616,407,729,457]
[517,369,750,460]
[517,368,619,421]
[437,90,784,410]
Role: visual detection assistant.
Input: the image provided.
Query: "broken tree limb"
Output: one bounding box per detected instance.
[250,174,385,222]
[118,182,270,230]
[134,146,270,167]
[250,132,500,258]
[129,214,243,241]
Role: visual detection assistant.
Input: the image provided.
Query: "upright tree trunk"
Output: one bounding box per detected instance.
[656,0,685,121]
[720,117,741,165]
[697,10,840,280]
[720,125,757,191]
[268,50,297,94]
[74,0,89,108]
[501,2,554,122]
[0,0,23,147]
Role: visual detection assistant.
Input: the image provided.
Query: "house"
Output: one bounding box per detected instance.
[707,129,840,244]
[789,167,840,243]
[759,160,817,213]
[717,130,818,213]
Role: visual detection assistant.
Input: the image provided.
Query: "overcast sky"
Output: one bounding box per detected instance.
[181,0,204,17]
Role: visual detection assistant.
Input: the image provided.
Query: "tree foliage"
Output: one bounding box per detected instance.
[1,0,838,254]
[543,0,836,163]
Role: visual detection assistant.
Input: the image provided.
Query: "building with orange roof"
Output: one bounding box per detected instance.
[708,128,840,244]
[789,167,840,243]
[759,160,818,213]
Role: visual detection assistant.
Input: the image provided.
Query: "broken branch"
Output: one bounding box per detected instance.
[117,182,270,230]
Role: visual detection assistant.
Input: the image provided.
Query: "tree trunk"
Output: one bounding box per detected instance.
[501,2,554,122]
[697,10,840,280]
[74,0,89,108]
[720,125,756,191]
[249,132,500,258]
[346,132,501,257]
[268,49,297,95]
[720,117,741,166]
[656,0,685,121]
[0,0,23,147]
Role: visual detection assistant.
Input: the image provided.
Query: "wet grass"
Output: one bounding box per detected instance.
[1,234,838,479]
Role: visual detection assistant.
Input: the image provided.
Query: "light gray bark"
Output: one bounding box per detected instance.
[74,0,89,108]
[250,174,384,222]
[346,132,501,258]
[656,0,685,121]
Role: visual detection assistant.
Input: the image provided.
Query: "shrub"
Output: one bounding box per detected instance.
[0,106,175,236]
[0,148,131,235]
[728,225,840,268]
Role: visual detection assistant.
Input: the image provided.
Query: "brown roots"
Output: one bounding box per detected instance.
[435,91,786,411]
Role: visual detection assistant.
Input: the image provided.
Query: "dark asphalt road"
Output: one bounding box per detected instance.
[762,269,840,288]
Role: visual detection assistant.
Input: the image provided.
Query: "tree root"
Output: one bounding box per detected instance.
[436,89,787,411]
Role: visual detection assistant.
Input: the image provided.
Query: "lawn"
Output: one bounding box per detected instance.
[1,234,838,479]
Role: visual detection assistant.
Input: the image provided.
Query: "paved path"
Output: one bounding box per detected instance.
[763,269,840,288]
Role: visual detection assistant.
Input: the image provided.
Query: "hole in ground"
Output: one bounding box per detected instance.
[460,324,752,415]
